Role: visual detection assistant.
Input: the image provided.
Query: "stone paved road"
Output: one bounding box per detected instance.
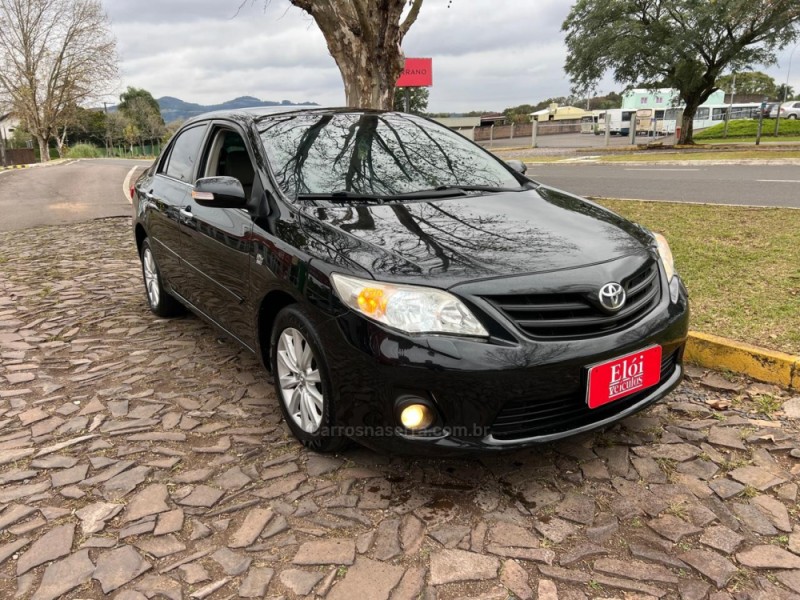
[1,218,800,600]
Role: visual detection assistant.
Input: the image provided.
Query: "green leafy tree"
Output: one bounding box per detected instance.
[503,104,537,124]
[717,71,778,97]
[119,89,164,154]
[393,87,429,114]
[563,0,800,143]
[118,87,162,119]
[776,83,797,102]
[532,97,569,112]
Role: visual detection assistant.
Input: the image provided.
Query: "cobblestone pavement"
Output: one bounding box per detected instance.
[1,217,800,600]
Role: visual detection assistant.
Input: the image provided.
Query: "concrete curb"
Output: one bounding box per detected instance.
[686,331,800,390]
[0,164,29,171]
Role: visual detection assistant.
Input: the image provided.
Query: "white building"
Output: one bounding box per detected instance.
[621,88,726,110]
[0,113,21,142]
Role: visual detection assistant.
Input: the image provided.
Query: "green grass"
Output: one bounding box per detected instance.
[595,199,800,356]
[701,136,800,144]
[695,118,800,140]
[66,143,103,159]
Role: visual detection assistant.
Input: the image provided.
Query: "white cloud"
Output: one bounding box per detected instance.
[101,0,800,113]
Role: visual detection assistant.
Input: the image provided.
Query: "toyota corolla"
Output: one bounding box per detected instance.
[132,107,689,453]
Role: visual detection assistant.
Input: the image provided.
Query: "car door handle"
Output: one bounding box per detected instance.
[179,207,193,220]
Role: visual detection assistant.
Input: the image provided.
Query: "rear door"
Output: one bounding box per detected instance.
[179,122,256,346]
[145,123,208,297]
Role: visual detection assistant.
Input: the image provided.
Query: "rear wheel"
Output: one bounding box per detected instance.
[139,238,184,317]
[788,114,798,120]
[270,305,348,453]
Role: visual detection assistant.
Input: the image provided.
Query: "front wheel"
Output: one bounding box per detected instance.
[139,238,184,317]
[270,305,348,453]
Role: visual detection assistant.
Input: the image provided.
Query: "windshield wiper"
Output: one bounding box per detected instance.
[396,185,522,198]
[297,191,386,203]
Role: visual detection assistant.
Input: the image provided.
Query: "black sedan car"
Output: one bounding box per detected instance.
[132,107,689,453]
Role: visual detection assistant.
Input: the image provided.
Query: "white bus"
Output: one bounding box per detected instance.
[596,109,637,136]
[660,103,761,134]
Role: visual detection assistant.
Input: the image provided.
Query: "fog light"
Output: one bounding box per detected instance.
[400,403,434,431]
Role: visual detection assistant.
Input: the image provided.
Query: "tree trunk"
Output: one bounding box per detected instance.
[35,135,50,162]
[291,0,422,110]
[335,38,403,109]
[55,128,68,159]
[678,110,695,145]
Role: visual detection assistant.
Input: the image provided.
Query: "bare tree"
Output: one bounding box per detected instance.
[0,0,117,161]
[255,0,423,109]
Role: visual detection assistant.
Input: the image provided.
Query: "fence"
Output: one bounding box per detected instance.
[472,121,585,143]
[2,148,35,166]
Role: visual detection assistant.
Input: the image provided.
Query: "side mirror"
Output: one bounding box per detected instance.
[192,176,247,208]
[506,159,528,175]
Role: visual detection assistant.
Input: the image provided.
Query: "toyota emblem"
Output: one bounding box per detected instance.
[598,282,626,312]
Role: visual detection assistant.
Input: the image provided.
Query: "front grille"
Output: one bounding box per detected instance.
[491,350,679,440]
[484,261,661,339]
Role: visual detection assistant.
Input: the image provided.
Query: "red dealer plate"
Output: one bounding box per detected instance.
[586,345,662,409]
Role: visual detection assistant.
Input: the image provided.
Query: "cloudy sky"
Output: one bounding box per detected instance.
[102,0,800,113]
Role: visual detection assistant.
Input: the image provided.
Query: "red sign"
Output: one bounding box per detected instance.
[586,345,662,409]
[396,58,433,88]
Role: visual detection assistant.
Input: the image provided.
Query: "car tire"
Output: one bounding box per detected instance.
[139,238,184,318]
[789,114,798,120]
[270,305,348,453]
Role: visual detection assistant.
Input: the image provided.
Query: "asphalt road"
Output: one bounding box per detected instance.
[0,158,149,232]
[1,159,797,234]
[528,163,800,208]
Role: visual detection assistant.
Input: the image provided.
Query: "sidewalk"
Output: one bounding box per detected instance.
[0,218,799,599]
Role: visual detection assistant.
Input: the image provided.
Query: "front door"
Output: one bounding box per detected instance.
[145,123,208,297]
[179,125,255,346]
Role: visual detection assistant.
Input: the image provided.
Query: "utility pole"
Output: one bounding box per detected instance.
[774,43,798,138]
[103,102,110,157]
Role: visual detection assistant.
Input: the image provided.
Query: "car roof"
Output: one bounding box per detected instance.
[184,105,390,127]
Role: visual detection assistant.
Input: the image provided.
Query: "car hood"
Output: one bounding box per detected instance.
[295,185,655,287]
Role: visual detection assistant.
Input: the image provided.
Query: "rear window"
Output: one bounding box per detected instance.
[165,125,207,183]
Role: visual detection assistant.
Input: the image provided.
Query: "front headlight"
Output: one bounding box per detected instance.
[653,232,676,281]
[330,273,489,337]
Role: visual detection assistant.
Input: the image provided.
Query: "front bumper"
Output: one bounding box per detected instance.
[312,276,689,454]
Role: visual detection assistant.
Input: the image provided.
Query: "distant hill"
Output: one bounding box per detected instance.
[157,96,318,123]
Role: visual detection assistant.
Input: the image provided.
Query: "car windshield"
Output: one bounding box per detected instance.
[258,112,522,199]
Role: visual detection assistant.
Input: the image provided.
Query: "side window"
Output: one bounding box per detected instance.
[202,128,256,199]
[695,107,709,120]
[165,126,207,183]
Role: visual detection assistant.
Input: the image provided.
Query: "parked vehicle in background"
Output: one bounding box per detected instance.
[779,101,800,119]
[762,103,779,118]
[635,108,668,136]
[596,109,637,136]
[580,114,599,134]
[659,103,761,134]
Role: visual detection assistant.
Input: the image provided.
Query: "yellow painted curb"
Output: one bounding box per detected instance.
[0,164,28,171]
[686,331,800,390]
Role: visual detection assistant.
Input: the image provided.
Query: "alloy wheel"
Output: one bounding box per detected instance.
[276,327,324,433]
[142,248,161,307]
